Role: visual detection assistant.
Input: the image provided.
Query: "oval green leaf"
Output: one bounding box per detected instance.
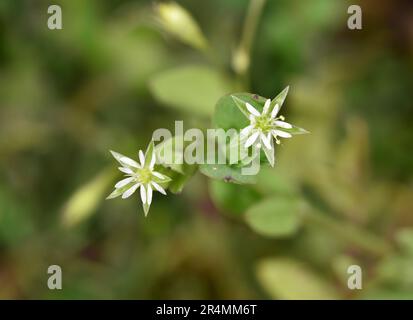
[245,196,302,237]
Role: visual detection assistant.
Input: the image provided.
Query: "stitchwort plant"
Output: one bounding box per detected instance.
[107,87,308,216]
[107,142,170,216]
[47,0,411,300]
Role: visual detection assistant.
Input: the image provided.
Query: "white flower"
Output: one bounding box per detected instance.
[238,88,308,166]
[107,142,170,216]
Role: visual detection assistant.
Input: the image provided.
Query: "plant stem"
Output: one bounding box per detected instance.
[233,0,267,88]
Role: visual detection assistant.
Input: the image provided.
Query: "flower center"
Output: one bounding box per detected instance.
[254,115,273,133]
[137,168,152,184]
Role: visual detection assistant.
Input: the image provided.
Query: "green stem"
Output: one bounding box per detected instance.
[233,0,267,88]
[304,210,392,258]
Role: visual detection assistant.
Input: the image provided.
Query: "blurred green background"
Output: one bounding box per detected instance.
[0,0,412,299]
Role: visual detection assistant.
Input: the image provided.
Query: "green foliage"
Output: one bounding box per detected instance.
[150,65,234,117]
[209,180,261,215]
[245,196,302,237]
[154,2,209,51]
[256,258,339,299]
[167,164,198,194]
[62,169,116,227]
[199,163,257,185]
[213,93,264,130]
[1,0,411,300]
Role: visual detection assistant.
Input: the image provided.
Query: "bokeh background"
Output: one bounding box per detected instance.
[1,0,412,299]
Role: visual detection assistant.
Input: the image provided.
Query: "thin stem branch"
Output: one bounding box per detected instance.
[233,0,267,88]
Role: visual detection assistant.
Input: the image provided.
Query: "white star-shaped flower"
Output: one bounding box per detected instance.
[107,142,170,216]
[236,87,308,166]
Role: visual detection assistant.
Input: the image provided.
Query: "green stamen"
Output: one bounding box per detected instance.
[254,115,273,133]
[137,168,152,184]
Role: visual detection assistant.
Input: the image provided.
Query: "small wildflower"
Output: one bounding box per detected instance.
[107,142,170,216]
[237,88,309,166]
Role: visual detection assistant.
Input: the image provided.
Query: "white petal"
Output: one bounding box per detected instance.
[122,183,140,199]
[240,125,253,138]
[263,143,275,167]
[140,185,147,204]
[274,120,292,129]
[118,167,134,175]
[120,156,140,168]
[149,151,156,169]
[260,132,272,150]
[273,129,292,138]
[151,181,166,195]
[115,177,135,188]
[249,115,256,124]
[263,99,271,114]
[271,104,280,118]
[147,186,153,205]
[246,103,261,117]
[152,171,165,180]
[138,150,145,167]
[244,131,260,148]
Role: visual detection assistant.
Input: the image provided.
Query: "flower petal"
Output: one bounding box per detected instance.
[246,103,261,117]
[263,99,271,114]
[244,131,260,148]
[260,132,272,150]
[138,150,145,167]
[240,125,253,138]
[120,156,140,168]
[147,185,153,205]
[122,183,140,199]
[140,185,147,204]
[118,167,134,175]
[115,177,135,188]
[274,120,293,129]
[273,129,292,138]
[152,171,165,180]
[151,181,166,195]
[271,104,280,118]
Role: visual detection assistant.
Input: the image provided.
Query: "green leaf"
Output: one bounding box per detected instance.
[231,95,251,119]
[106,183,133,200]
[245,196,302,237]
[62,168,116,227]
[149,65,233,117]
[209,180,261,215]
[255,167,297,196]
[271,86,289,112]
[213,93,267,131]
[154,2,209,51]
[144,141,155,168]
[143,186,151,217]
[256,258,339,299]
[283,124,310,135]
[199,163,257,185]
